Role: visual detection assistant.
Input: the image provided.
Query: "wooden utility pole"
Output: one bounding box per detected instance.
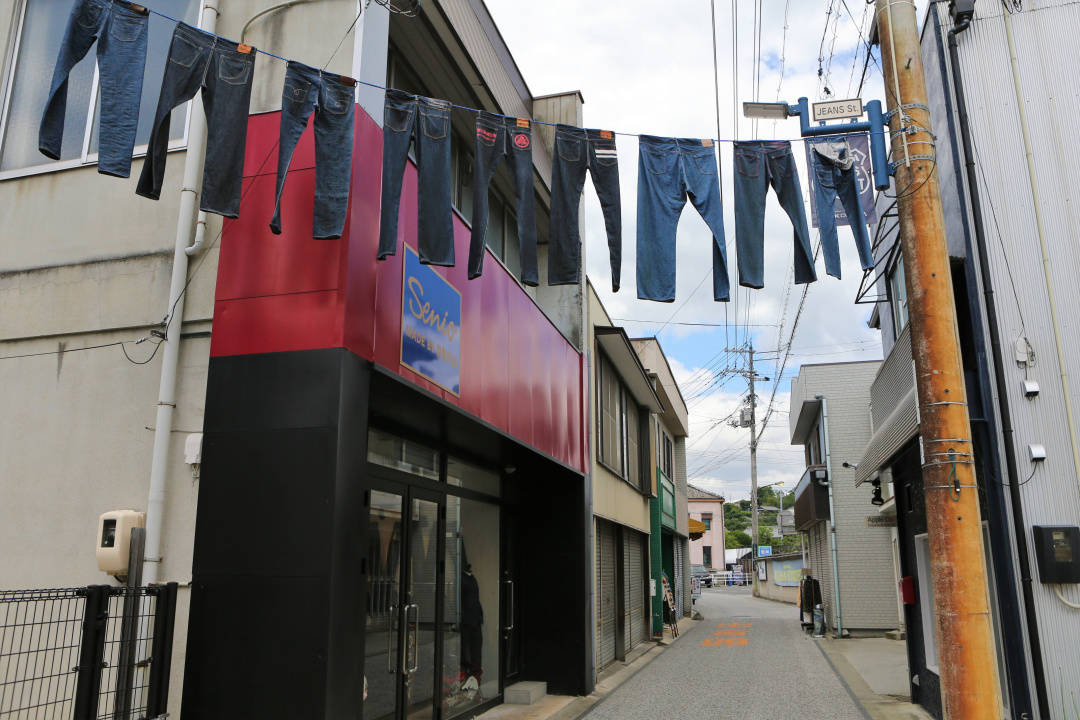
[725,346,764,596]
[875,1,1004,717]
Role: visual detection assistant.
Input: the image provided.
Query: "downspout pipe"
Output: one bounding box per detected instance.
[144,0,220,586]
[947,16,1050,717]
[816,395,843,637]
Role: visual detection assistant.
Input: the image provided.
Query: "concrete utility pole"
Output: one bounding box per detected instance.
[875,1,1004,716]
[726,345,766,596]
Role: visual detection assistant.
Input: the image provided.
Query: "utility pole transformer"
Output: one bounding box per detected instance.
[875,0,1005,716]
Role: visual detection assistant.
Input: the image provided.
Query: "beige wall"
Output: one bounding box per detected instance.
[758,555,801,605]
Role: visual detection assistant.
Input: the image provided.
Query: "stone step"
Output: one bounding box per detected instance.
[504,681,546,705]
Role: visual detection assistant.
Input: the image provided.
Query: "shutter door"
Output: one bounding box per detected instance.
[597,522,617,668]
[628,532,646,648]
[673,539,685,618]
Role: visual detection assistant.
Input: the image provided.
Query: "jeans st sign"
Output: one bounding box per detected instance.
[812,98,864,122]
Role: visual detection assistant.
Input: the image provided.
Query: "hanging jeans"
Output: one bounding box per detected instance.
[269,61,356,239]
[636,135,729,302]
[469,112,538,285]
[733,140,816,289]
[808,141,873,279]
[39,0,148,177]
[377,89,454,266]
[136,23,255,218]
[548,125,621,291]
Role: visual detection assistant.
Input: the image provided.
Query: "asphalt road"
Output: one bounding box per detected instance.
[582,587,870,720]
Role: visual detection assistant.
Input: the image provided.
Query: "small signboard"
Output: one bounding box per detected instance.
[757,545,773,558]
[812,98,864,122]
[401,246,462,395]
[773,559,805,587]
[866,515,898,528]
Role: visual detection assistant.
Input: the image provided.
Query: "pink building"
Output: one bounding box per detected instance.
[688,485,726,569]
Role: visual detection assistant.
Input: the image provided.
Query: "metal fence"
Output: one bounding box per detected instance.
[0,584,178,720]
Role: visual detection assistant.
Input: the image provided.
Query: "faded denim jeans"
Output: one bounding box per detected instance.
[469,111,538,285]
[270,61,356,239]
[733,140,816,289]
[378,89,454,266]
[636,135,728,302]
[136,22,255,218]
[549,125,622,291]
[809,141,873,279]
[39,0,148,177]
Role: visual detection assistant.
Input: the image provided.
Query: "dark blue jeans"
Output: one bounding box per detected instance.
[470,112,538,285]
[636,135,729,302]
[733,141,816,289]
[549,125,621,291]
[39,0,148,177]
[136,23,255,218]
[377,89,454,266]
[809,144,873,279]
[269,61,356,239]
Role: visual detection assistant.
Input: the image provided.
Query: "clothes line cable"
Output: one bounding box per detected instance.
[144,6,887,145]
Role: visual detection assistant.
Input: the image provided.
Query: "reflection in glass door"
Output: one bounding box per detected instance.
[441,497,500,719]
[364,489,442,720]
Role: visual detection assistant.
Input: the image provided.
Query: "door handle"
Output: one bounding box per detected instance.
[404,603,420,674]
[503,580,514,631]
[387,604,396,674]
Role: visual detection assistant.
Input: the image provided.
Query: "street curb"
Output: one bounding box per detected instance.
[813,638,876,720]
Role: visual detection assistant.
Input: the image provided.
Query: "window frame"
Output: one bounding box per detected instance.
[914,533,940,674]
[0,0,198,181]
[596,349,647,492]
[888,252,909,337]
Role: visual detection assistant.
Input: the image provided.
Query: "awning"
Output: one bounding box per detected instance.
[856,386,919,485]
[688,518,706,540]
[595,326,663,413]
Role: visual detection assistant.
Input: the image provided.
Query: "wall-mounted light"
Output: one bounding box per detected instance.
[870,478,885,506]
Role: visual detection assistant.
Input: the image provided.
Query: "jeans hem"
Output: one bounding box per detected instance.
[135,189,161,201]
[547,277,580,287]
[97,167,131,179]
[419,258,455,268]
[312,232,343,240]
[200,204,239,219]
[637,293,675,303]
[739,280,765,290]
[38,146,61,161]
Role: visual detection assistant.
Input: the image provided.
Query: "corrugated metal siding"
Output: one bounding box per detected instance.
[597,521,617,668]
[627,531,647,648]
[948,1,1080,711]
[433,0,553,187]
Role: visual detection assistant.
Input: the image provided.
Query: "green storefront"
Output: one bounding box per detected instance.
[650,468,678,634]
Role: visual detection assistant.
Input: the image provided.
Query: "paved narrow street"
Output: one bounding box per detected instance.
[583,588,869,720]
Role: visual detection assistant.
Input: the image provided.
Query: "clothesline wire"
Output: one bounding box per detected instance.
[148,6,903,148]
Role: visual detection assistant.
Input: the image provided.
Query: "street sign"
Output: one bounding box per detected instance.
[757,546,773,558]
[866,515,897,528]
[812,98,863,122]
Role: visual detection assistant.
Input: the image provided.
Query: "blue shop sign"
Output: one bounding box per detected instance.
[401,246,461,396]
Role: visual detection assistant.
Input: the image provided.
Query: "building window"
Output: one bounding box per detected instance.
[658,426,673,478]
[0,0,199,177]
[701,514,712,531]
[597,352,645,490]
[914,534,939,674]
[888,253,909,336]
[703,546,712,568]
[805,420,823,466]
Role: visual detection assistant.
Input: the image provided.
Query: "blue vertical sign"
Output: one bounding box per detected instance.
[805,134,878,228]
[401,246,461,395]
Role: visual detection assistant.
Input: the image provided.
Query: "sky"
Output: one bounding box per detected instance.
[484,0,926,501]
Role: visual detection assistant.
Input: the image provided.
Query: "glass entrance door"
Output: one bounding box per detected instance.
[365,488,443,720]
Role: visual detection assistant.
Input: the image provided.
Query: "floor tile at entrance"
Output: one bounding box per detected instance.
[476,695,575,720]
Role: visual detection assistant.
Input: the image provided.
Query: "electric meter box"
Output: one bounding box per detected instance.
[1032,525,1080,584]
[96,510,145,575]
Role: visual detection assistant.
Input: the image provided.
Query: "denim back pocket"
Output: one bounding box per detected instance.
[557,136,582,163]
[385,103,412,133]
[593,144,617,167]
[283,81,309,105]
[421,111,448,140]
[691,152,717,175]
[168,33,203,69]
[476,124,499,148]
[218,54,253,86]
[108,13,145,42]
[322,86,352,115]
[75,1,105,30]
[642,148,676,176]
[769,151,795,178]
[735,151,760,178]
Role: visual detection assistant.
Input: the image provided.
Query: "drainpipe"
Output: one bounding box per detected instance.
[816,395,843,637]
[947,13,1049,716]
[144,0,220,587]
